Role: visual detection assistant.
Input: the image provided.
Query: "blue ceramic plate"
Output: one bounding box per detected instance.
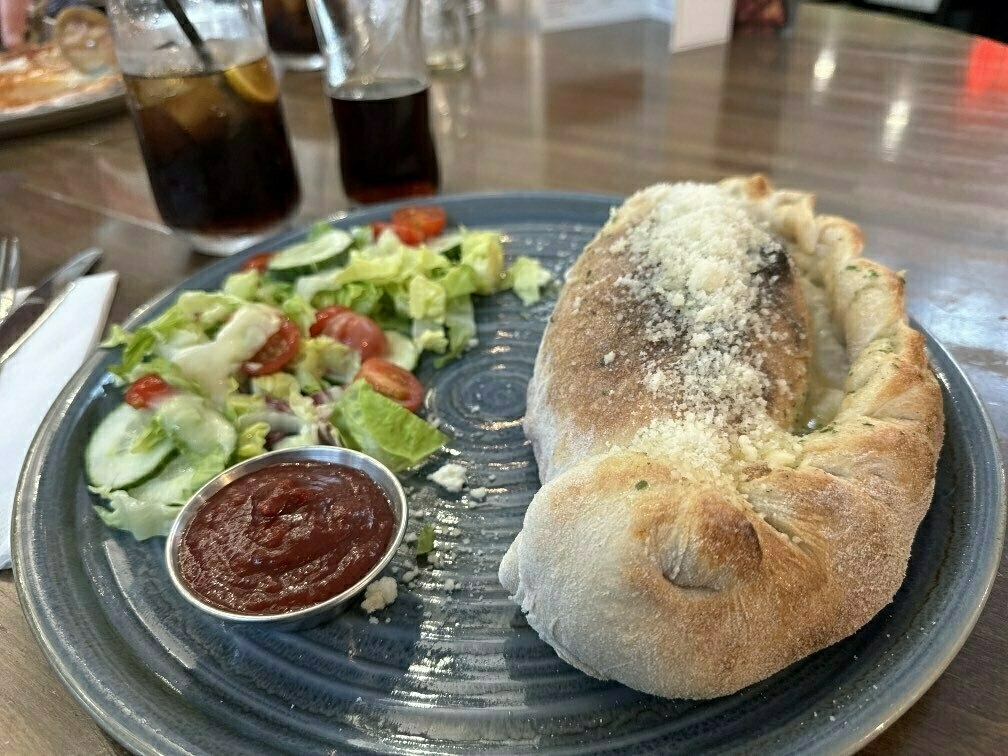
[13,193,1006,755]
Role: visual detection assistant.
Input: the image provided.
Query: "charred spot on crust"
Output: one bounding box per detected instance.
[753,241,792,283]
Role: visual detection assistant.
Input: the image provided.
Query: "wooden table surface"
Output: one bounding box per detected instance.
[1,2,1005,753]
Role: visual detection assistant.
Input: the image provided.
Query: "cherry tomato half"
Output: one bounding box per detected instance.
[357,358,424,412]
[320,309,388,362]
[242,317,301,376]
[309,305,353,337]
[240,252,274,273]
[392,205,447,240]
[124,373,176,409]
[370,221,425,246]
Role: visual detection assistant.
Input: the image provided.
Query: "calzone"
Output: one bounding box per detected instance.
[499,175,944,699]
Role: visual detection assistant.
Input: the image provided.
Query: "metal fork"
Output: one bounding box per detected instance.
[0,237,20,326]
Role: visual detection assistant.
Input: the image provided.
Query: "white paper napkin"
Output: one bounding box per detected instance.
[0,272,118,570]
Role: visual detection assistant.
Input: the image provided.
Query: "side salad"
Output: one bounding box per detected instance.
[86,206,551,540]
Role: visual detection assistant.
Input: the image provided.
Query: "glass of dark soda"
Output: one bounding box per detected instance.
[262,0,323,72]
[107,0,301,256]
[307,0,440,204]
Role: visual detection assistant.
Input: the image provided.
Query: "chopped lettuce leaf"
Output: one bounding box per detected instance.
[174,291,247,330]
[236,421,270,459]
[251,371,301,400]
[234,409,304,435]
[295,237,452,306]
[100,323,132,349]
[435,296,476,368]
[281,293,316,333]
[224,391,267,422]
[115,329,162,376]
[408,275,446,320]
[385,331,418,372]
[292,336,360,393]
[107,292,259,378]
[107,308,185,377]
[460,231,506,294]
[222,269,261,300]
[294,269,342,306]
[333,248,405,286]
[401,245,452,278]
[349,225,373,248]
[253,277,295,306]
[93,489,181,540]
[505,256,552,305]
[251,373,318,422]
[415,523,435,556]
[318,281,385,315]
[385,281,411,320]
[331,381,447,471]
[412,318,448,353]
[434,264,478,299]
[272,424,320,450]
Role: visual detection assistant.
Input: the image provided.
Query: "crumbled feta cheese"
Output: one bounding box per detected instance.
[602,350,616,365]
[469,487,487,501]
[428,463,467,492]
[361,576,398,613]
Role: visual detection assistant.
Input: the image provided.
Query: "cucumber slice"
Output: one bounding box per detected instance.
[128,454,217,506]
[85,404,175,490]
[428,232,464,261]
[267,229,354,279]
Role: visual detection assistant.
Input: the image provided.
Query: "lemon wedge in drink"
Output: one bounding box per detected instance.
[54,7,118,75]
[224,59,279,104]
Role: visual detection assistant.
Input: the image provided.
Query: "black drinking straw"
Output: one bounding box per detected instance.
[161,0,214,70]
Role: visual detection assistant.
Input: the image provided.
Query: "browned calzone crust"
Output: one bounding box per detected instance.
[499,175,944,699]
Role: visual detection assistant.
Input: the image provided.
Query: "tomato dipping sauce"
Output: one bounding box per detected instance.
[177,461,396,615]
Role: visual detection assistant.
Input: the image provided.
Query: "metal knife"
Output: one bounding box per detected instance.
[0,237,19,325]
[0,248,103,368]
